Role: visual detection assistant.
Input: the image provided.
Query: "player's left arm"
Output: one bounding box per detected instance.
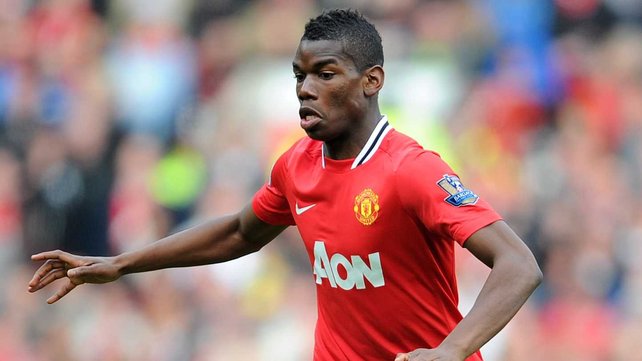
[448,220,543,355]
[396,220,542,361]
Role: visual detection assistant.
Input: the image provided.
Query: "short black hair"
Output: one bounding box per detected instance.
[301,9,384,71]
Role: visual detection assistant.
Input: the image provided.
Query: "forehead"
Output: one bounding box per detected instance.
[293,39,355,68]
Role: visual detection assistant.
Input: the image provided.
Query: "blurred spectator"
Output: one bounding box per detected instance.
[4,1,642,360]
[108,0,196,144]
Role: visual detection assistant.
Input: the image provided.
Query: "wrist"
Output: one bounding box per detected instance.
[112,253,131,277]
[436,340,468,361]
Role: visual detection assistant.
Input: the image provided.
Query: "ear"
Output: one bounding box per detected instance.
[363,65,384,97]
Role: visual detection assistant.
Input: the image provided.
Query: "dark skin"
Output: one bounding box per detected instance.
[28,39,542,361]
[293,40,384,158]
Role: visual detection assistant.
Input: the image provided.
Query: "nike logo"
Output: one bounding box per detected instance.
[295,202,316,215]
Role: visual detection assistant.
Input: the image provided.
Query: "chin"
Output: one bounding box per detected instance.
[303,128,326,141]
[306,131,323,141]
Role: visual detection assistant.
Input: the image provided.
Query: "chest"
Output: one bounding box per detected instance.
[285,164,413,257]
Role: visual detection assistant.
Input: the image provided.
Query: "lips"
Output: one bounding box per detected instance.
[299,106,323,131]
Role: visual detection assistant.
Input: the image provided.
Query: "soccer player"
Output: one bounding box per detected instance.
[28,9,542,361]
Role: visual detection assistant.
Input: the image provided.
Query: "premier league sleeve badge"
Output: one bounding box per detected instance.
[437,174,479,207]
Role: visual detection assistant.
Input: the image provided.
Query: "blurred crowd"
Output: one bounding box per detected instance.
[1,0,642,360]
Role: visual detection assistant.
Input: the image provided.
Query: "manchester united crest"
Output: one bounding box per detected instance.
[353,188,380,225]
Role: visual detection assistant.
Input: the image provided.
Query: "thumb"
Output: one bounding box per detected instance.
[68,265,95,279]
[395,353,409,361]
[67,262,117,284]
[67,267,83,278]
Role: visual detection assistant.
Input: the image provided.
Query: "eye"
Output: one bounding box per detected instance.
[294,73,305,83]
[318,72,335,80]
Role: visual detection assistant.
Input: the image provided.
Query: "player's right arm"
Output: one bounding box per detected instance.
[28,204,287,304]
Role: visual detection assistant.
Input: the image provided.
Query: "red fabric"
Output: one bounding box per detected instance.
[252,129,501,360]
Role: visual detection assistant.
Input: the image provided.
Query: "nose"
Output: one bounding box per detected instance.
[297,77,317,101]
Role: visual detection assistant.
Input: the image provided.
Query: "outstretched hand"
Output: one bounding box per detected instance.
[28,250,122,304]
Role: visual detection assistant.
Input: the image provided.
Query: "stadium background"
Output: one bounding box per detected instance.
[1,0,641,360]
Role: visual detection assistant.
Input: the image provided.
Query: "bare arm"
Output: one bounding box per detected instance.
[116,204,287,273]
[28,204,287,303]
[395,220,542,361]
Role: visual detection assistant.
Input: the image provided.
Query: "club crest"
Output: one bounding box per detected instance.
[353,188,380,225]
[437,175,479,207]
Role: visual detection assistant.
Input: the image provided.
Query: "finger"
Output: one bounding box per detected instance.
[29,260,66,288]
[29,269,68,292]
[31,250,68,261]
[47,279,77,304]
[395,353,409,361]
[32,250,81,265]
[29,259,65,284]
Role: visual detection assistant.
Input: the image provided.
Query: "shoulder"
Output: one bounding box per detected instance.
[270,136,320,178]
[382,129,446,172]
[383,129,459,204]
[275,136,320,168]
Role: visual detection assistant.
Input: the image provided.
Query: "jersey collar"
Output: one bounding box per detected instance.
[321,115,392,170]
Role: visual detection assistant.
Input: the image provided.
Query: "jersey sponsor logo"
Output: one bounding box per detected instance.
[295,202,316,215]
[353,188,380,225]
[437,174,479,206]
[313,241,385,290]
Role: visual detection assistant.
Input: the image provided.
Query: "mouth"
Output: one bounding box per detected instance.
[299,106,323,131]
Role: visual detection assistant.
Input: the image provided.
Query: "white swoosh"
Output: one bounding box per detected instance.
[295,202,316,215]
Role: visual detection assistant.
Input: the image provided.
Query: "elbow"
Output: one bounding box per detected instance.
[519,255,543,291]
[530,263,544,290]
[235,228,272,255]
[529,263,544,289]
[496,252,542,293]
[246,239,268,254]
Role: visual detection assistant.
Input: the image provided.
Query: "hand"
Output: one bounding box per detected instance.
[28,250,122,304]
[395,347,465,361]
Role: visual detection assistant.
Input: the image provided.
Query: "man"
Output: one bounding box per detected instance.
[28,9,542,361]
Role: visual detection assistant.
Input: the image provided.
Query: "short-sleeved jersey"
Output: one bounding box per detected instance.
[252,117,501,361]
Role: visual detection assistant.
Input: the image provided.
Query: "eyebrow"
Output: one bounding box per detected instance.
[292,58,340,71]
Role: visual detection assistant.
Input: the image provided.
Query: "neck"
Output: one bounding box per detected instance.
[324,109,382,160]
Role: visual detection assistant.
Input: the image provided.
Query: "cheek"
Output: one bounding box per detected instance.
[328,85,348,107]
[328,82,360,108]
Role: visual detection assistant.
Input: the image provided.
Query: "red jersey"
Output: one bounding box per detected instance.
[252,117,501,360]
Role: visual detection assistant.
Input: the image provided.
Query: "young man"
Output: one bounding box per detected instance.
[28,9,542,361]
